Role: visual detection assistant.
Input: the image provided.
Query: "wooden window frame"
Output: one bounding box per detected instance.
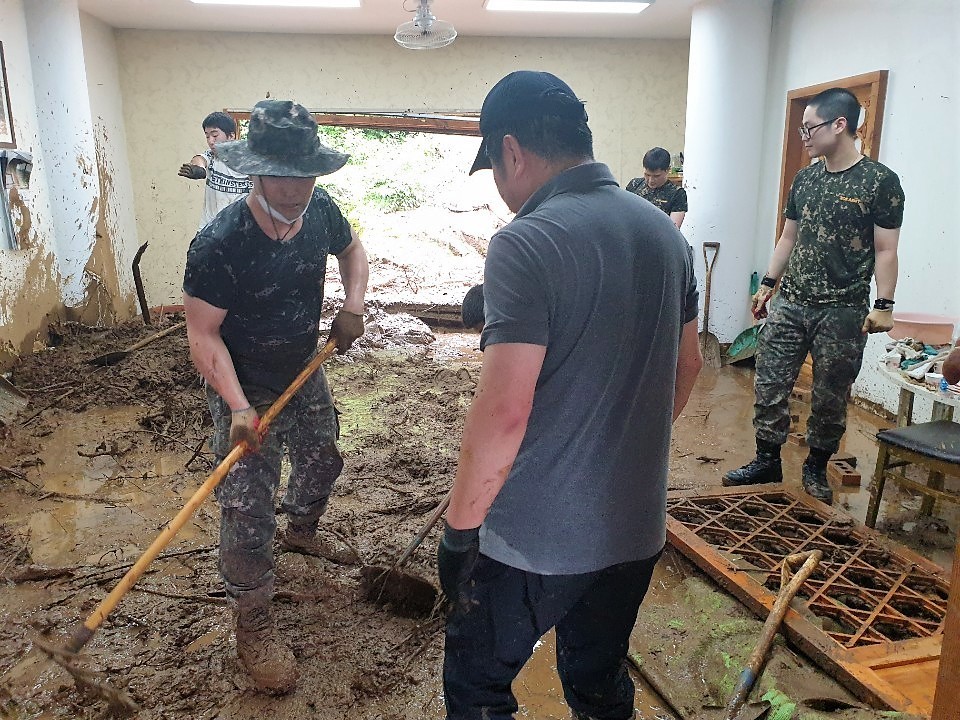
[225,110,481,137]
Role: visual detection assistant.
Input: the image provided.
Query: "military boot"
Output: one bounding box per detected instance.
[802,458,833,505]
[280,525,360,565]
[235,599,298,694]
[722,440,783,487]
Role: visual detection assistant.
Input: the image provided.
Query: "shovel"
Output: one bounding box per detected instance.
[700,241,722,369]
[87,320,186,366]
[719,550,822,720]
[360,490,450,617]
[45,338,338,658]
[0,375,29,425]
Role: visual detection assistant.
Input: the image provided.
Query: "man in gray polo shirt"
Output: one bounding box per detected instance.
[437,70,703,720]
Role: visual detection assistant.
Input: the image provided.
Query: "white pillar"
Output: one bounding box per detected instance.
[23,0,98,308]
[682,0,774,342]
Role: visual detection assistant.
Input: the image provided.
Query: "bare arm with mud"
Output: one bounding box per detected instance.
[674,318,703,421]
[446,342,546,530]
[335,229,369,315]
[183,292,248,412]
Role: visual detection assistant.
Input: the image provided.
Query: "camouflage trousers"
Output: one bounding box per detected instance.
[206,368,343,602]
[753,299,868,454]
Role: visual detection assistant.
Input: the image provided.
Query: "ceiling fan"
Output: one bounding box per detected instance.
[395,0,457,50]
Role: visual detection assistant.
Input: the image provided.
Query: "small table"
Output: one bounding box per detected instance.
[876,363,960,517]
[877,363,960,426]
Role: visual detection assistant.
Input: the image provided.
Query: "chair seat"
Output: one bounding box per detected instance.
[877,420,960,464]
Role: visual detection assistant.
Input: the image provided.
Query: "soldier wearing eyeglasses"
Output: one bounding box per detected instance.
[723,87,905,505]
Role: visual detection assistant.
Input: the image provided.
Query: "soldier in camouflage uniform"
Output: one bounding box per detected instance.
[625,147,688,228]
[724,87,904,505]
[183,100,369,693]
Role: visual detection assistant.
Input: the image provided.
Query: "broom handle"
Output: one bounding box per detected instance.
[66,339,339,653]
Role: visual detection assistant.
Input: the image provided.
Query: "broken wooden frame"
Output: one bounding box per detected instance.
[666,484,946,716]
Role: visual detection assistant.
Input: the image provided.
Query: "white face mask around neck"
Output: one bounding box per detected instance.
[255,193,308,225]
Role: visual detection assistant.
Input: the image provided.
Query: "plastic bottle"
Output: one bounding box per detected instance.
[940,377,952,398]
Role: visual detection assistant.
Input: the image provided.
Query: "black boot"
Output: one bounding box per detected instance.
[722,440,783,487]
[802,449,833,505]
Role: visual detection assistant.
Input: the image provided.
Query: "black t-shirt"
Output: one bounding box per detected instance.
[183,188,352,394]
[625,178,688,215]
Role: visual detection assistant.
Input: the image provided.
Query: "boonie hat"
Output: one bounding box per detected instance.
[216,100,348,178]
[469,71,588,175]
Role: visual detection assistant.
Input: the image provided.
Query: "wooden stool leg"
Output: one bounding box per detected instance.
[921,470,945,517]
[866,444,890,528]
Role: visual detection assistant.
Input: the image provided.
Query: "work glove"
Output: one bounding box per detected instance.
[862,309,894,334]
[437,521,480,603]
[229,406,261,453]
[751,286,774,320]
[178,163,206,180]
[328,309,365,354]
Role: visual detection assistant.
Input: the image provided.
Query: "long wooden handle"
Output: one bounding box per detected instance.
[394,490,452,568]
[122,320,186,354]
[66,339,339,653]
[723,550,822,720]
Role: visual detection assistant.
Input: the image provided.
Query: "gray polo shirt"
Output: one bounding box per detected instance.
[479,162,698,575]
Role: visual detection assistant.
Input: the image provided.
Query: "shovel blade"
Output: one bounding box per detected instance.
[700,331,722,369]
[0,375,29,424]
[87,351,128,367]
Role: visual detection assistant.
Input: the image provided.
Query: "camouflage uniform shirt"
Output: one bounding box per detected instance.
[780,156,905,307]
[624,178,688,216]
[183,187,352,394]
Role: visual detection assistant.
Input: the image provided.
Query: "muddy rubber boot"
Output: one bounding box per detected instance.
[722,441,783,487]
[802,459,833,505]
[235,602,298,694]
[280,526,360,565]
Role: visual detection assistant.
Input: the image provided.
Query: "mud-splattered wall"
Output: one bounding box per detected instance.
[113,31,690,307]
[0,0,139,370]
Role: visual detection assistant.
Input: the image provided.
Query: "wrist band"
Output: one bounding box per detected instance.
[873,298,895,311]
[231,405,252,414]
[760,275,777,289]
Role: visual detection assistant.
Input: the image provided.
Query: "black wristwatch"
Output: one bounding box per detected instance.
[873,298,895,311]
[760,275,777,289]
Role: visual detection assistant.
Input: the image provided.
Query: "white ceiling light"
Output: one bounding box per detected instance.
[190,0,360,7]
[485,0,651,13]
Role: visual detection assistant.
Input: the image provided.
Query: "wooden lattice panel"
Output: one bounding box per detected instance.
[666,485,949,715]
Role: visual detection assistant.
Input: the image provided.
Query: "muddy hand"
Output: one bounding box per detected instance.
[329,309,365,354]
[229,407,261,452]
[751,286,773,320]
[178,163,206,179]
[861,308,894,334]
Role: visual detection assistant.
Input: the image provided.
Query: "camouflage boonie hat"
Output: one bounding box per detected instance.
[215,100,348,178]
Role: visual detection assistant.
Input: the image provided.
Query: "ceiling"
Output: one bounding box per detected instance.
[77,0,696,39]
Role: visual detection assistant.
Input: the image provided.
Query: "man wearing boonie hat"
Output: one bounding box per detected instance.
[183,99,369,694]
[437,71,702,719]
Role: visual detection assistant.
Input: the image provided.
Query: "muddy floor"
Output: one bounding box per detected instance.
[0,316,954,719]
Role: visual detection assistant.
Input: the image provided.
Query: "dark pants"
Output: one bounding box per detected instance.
[443,550,662,720]
[207,369,342,602]
[754,299,868,454]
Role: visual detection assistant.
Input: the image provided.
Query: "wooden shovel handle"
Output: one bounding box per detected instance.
[122,320,186,354]
[66,339,339,653]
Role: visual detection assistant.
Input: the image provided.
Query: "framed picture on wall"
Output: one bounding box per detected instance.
[0,42,16,149]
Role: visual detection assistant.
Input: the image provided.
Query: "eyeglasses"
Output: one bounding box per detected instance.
[798,117,840,141]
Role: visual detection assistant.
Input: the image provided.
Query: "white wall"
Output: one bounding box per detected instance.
[79,11,139,312]
[754,0,959,416]
[0,0,61,361]
[113,31,690,306]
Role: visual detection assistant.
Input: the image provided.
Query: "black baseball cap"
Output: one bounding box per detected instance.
[469,70,588,175]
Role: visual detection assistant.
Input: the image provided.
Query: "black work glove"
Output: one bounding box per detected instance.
[328,309,365,354]
[437,522,480,602]
[178,163,206,180]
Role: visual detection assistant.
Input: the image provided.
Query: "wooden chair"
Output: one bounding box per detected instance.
[865,420,960,528]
